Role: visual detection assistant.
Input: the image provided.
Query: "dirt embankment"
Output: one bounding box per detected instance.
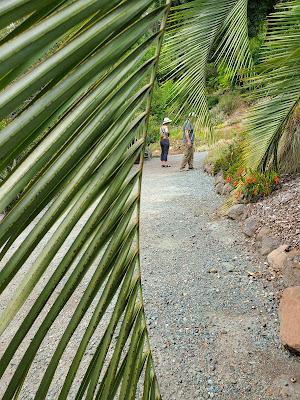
[247,174,300,250]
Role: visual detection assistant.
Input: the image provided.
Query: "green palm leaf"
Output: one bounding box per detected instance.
[164,0,252,134]
[0,1,170,398]
[245,0,300,170]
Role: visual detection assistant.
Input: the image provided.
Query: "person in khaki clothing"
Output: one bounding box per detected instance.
[180,112,196,171]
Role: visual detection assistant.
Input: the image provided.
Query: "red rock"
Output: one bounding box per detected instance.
[279,286,300,353]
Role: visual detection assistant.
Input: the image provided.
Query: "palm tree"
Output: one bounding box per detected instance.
[164,0,252,135]
[165,0,300,170]
[246,0,300,170]
[0,1,170,398]
[0,0,299,398]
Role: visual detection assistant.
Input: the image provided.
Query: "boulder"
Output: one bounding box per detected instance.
[222,183,232,196]
[215,182,224,195]
[204,163,213,175]
[227,204,246,221]
[279,286,300,353]
[282,249,300,286]
[260,236,281,256]
[267,245,289,272]
[214,172,224,186]
[242,216,259,237]
[256,227,271,241]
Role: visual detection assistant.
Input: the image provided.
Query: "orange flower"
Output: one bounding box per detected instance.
[246,177,252,184]
[233,180,239,187]
[226,176,232,183]
[252,177,257,183]
[274,175,280,185]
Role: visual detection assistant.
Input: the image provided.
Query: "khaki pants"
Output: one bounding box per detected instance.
[181,144,194,169]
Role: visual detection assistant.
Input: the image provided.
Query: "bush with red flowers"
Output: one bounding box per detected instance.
[234,170,280,202]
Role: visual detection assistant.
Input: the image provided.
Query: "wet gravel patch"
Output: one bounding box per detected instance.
[140,153,300,400]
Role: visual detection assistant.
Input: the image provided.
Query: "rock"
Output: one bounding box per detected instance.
[279,286,300,353]
[282,251,300,287]
[214,172,224,186]
[222,183,232,196]
[260,236,281,256]
[0,214,4,223]
[256,227,271,241]
[280,192,294,204]
[215,183,224,195]
[204,163,213,175]
[267,245,289,271]
[243,217,259,237]
[227,204,246,221]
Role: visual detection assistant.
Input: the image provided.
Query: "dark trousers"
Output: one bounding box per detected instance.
[160,139,169,161]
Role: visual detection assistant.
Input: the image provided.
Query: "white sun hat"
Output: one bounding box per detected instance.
[163,117,172,124]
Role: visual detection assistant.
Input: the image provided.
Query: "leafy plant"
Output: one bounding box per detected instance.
[0,1,171,398]
[245,0,300,171]
[233,170,280,202]
[166,0,299,173]
[218,92,241,116]
[207,94,219,110]
[207,136,244,176]
[164,0,252,135]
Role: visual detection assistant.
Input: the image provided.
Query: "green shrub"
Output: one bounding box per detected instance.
[216,65,233,89]
[210,137,244,176]
[207,95,219,109]
[147,116,160,144]
[219,92,241,116]
[210,104,225,126]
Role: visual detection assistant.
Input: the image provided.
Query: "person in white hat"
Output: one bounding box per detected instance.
[160,117,172,167]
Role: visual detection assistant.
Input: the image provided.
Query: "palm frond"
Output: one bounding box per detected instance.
[278,104,300,173]
[245,0,300,170]
[0,1,171,398]
[164,0,252,134]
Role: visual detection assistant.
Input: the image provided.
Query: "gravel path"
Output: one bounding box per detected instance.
[1,152,300,399]
[140,153,300,400]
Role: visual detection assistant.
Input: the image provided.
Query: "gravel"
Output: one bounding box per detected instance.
[140,153,300,400]
[1,152,299,399]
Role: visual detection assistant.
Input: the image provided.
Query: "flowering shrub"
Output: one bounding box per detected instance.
[225,170,280,202]
[206,133,280,203]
